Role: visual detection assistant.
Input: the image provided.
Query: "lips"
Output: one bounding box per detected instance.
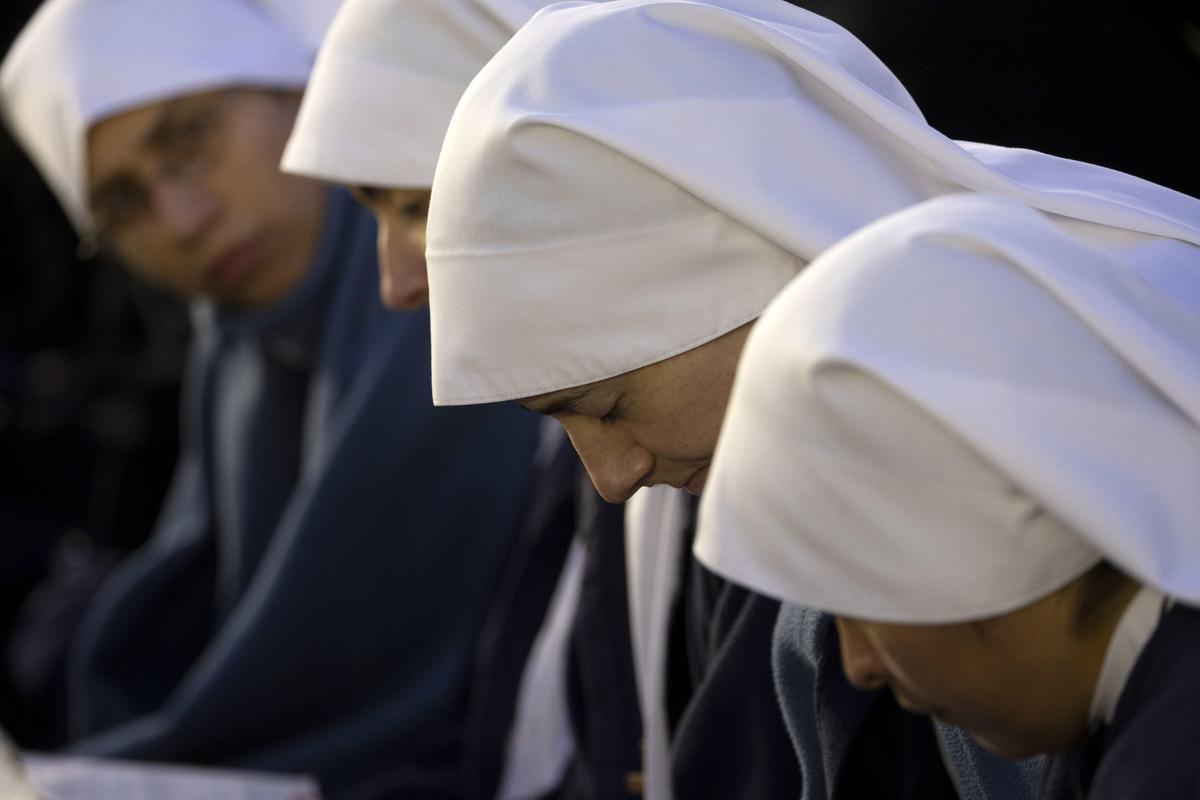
[684,464,710,496]
[380,277,430,310]
[892,690,933,716]
[207,235,262,295]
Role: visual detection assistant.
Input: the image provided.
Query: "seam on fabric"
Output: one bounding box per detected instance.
[435,307,769,405]
[428,208,728,257]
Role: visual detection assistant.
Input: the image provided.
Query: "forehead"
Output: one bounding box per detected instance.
[84,88,227,193]
[85,94,182,191]
[86,100,163,190]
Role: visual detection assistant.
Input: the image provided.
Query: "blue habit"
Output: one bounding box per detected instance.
[62,192,542,798]
[1040,602,1200,800]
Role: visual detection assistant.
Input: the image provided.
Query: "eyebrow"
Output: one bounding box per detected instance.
[143,99,191,150]
[88,99,184,208]
[351,185,387,204]
[519,386,594,416]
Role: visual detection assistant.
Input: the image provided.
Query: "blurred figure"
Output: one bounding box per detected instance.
[0,0,187,749]
[283,2,642,797]
[1,1,552,796]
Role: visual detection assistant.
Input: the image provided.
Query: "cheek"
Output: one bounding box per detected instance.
[380,220,427,276]
[877,647,950,700]
[240,166,327,279]
[635,415,717,462]
[218,107,321,227]
[407,216,428,250]
[394,219,427,257]
[868,630,981,708]
[878,635,1031,742]
[644,384,728,461]
[262,166,325,226]
[118,246,200,295]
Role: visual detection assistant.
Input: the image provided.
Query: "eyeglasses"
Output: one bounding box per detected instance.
[79,90,238,258]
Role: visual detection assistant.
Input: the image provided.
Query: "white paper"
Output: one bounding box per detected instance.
[22,753,322,800]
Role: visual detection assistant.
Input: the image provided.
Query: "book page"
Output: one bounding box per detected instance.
[21,753,322,800]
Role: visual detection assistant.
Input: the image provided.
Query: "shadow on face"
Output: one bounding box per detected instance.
[519,322,754,503]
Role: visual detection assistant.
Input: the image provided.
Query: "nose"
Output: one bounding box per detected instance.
[834,617,890,691]
[154,179,219,243]
[377,216,430,310]
[561,419,654,504]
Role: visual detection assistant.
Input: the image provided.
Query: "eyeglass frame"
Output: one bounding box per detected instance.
[78,89,241,259]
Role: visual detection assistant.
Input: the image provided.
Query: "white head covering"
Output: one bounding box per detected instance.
[281,0,559,188]
[0,0,319,232]
[254,0,346,52]
[696,191,1200,623]
[426,0,1200,406]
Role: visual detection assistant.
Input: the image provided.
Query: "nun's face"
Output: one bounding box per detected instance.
[85,89,327,309]
[834,577,1131,758]
[520,324,752,503]
[350,186,432,310]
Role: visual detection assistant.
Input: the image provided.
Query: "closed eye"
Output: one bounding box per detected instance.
[402,196,430,220]
[352,185,386,205]
[600,397,623,425]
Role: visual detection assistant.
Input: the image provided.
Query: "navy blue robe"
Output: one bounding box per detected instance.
[462,432,581,800]
[670,567,804,800]
[509,487,802,800]
[559,476,643,800]
[670,502,803,800]
[1040,602,1200,800]
[62,192,543,798]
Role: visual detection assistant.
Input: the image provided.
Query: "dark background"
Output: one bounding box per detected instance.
[0,0,1196,748]
[1,0,190,747]
[797,0,1200,197]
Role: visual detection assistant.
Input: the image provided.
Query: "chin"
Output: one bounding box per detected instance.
[976,737,1035,760]
[684,464,710,495]
[963,726,1050,760]
[380,280,429,311]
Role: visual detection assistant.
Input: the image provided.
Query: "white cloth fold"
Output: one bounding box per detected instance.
[426,0,1200,406]
[497,537,584,800]
[623,485,690,800]
[424,0,1200,788]
[254,0,345,52]
[282,0,563,188]
[697,191,1200,623]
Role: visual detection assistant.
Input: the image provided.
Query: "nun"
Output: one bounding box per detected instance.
[422,0,1200,797]
[696,190,1200,798]
[0,0,547,795]
[280,1,644,797]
